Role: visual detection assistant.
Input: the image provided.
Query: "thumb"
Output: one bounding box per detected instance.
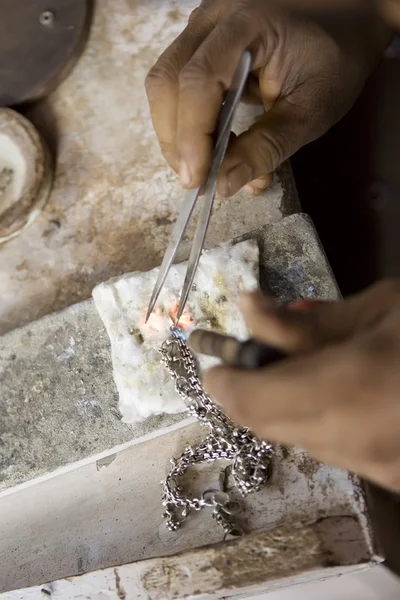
[217,98,320,198]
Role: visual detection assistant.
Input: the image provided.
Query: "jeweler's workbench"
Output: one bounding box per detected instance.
[0,214,336,494]
[0,1,382,598]
[0,215,379,598]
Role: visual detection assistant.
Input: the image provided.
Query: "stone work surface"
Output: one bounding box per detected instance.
[0,214,338,492]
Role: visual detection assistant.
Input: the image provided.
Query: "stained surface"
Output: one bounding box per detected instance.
[249,567,400,600]
[0,425,371,592]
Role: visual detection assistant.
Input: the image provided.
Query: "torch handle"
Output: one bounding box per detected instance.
[188,298,329,370]
[236,339,286,369]
[188,329,286,370]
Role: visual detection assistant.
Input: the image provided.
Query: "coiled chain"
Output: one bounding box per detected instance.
[159,327,274,537]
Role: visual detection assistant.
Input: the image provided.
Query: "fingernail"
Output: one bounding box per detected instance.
[180,159,191,187]
[220,163,252,197]
[243,184,256,196]
[244,175,273,196]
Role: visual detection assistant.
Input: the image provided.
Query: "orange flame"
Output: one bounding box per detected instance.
[168,301,193,331]
[143,301,194,336]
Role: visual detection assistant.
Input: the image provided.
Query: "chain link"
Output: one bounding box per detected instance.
[159,326,274,536]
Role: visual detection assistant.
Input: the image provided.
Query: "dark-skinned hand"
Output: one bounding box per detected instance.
[204,280,400,493]
[146,0,390,197]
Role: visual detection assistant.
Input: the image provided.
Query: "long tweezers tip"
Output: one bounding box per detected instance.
[175,306,184,325]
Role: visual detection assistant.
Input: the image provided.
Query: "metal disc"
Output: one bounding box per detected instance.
[0,0,93,107]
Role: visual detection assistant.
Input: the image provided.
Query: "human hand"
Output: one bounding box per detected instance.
[204,280,400,492]
[382,0,400,24]
[146,0,390,197]
[274,0,400,29]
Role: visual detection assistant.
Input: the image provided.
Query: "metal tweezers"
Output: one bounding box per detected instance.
[146,51,252,324]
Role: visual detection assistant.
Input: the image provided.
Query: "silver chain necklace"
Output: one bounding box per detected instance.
[159,326,274,537]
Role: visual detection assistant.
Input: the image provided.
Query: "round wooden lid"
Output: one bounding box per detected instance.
[0,108,53,243]
[0,0,92,107]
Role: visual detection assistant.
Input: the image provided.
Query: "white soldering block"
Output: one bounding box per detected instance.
[92,239,259,423]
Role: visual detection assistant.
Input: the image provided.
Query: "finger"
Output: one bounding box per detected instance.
[243,174,274,196]
[240,291,322,353]
[272,0,369,15]
[302,279,400,343]
[221,137,274,196]
[203,364,311,433]
[145,11,215,173]
[217,98,313,197]
[380,0,400,26]
[205,357,400,492]
[177,10,270,188]
[203,343,349,434]
[241,73,264,105]
[241,280,400,352]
